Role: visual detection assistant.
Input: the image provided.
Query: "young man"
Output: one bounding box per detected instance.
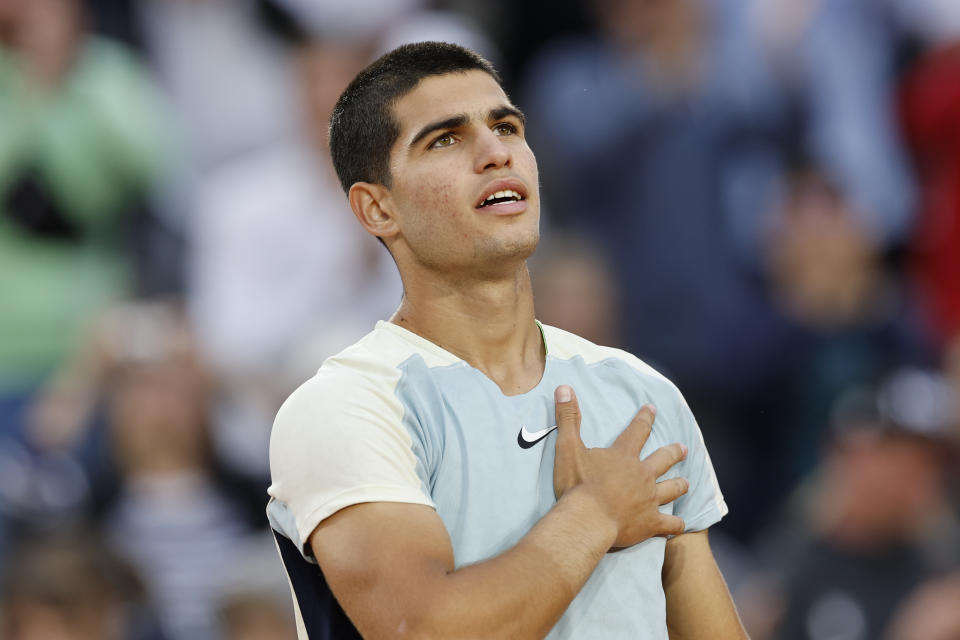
[267,42,747,639]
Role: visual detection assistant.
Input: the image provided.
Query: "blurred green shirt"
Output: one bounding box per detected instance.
[0,36,167,392]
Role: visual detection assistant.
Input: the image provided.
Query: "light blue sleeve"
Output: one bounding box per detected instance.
[668,390,728,533]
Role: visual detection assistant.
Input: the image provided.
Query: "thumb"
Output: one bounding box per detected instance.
[554,385,583,449]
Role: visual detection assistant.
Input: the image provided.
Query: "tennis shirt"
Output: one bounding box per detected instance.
[267,320,728,639]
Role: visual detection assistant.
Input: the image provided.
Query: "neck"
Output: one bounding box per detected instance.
[391,263,544,396]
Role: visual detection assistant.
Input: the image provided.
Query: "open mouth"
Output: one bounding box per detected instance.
[477,189,525,209]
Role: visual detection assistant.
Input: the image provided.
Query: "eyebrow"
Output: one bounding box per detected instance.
[408,105,527,149]
[490,105,526,127]
[409,114,469,149]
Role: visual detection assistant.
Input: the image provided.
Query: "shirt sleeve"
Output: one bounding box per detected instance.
[267,365,435,558]
[668,388,728,532]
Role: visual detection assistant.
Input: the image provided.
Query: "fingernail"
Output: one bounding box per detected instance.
[680,444,688,457]
[556,385,571,403]
[648,405,657,417]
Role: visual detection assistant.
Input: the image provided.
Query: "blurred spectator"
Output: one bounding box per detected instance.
[767,165,886,331]
[94,303,262,640]
[757,368,959,640]
[0,0,167,429]
[187,33,397,383]
[133,0,297,231]
[530,234,622,348]
[523,0,786,396]
[764,161,933,483]
[0,531,165,640]
[146,0,296,163]
[11,301,264,640]
[751,0,915,245]
[217,533,298,640]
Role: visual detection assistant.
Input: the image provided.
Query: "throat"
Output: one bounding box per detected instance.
[469,325,546,396]
[392,311,545,397]
[392,264,544,394]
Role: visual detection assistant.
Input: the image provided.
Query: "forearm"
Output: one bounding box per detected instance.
[362,490,617,640]
[662,531,748,640]
[438,489,615,637]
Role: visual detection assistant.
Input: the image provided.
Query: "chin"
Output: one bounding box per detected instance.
[479,228,539,263]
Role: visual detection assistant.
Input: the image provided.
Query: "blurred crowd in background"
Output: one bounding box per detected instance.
[0,0,959,638]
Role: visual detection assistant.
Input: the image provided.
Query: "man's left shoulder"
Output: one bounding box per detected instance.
[540,323,679,392]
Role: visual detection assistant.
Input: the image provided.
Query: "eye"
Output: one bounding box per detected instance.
[430,133,456,149]
[493,122,518,136]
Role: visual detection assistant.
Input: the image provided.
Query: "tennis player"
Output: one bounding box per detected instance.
[267,41,747,639]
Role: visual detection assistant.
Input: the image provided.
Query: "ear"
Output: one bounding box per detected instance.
[348,182,400,240]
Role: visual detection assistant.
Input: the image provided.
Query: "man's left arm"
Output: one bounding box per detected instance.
[662,529,748,640]
[635,375,747,637]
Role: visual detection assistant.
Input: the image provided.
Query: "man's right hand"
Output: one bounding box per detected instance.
[552,384,689,548]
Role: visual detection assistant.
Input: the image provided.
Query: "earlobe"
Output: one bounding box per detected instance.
[348,183,399,240]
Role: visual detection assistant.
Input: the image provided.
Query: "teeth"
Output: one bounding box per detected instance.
[481,189,523,206]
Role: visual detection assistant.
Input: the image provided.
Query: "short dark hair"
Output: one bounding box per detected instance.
[329,41,501,194]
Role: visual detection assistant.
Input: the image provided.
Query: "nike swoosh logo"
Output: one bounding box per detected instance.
[517,424,559,449]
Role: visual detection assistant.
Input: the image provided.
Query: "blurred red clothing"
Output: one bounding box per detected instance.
[900,43,960,344]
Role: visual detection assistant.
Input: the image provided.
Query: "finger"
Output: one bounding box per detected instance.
[554,385,584,451]
[655,515,686,537]
[612,404,656,453]
[642,443,688,478]
[655,477,689,505]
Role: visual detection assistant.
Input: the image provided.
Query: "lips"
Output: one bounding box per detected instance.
[475,179,529,216]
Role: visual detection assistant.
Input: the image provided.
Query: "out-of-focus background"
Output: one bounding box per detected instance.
[0,0,958,638]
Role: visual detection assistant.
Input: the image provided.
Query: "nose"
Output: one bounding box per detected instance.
[473,127,511,173]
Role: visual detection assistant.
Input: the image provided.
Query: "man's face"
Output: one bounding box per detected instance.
[382,70,540,277]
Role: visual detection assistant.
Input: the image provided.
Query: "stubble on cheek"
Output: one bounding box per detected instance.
[401,176,463,267]
[416,180,455,217]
